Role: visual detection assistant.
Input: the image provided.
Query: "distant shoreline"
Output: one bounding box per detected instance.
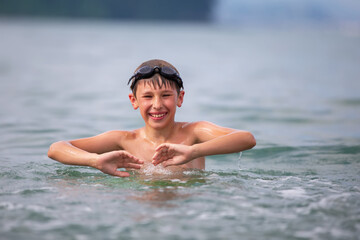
[0,0,216,22]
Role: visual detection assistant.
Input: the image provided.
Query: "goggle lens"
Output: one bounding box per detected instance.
[137,66,153,75]
[160,66,177,76]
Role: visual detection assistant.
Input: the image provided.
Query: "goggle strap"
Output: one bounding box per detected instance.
[128,66,183,89]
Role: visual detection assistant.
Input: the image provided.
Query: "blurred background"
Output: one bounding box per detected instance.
[1,0,360,26]
[0,0,359,144]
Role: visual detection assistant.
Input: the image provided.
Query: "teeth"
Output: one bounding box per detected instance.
[151,113,166,118]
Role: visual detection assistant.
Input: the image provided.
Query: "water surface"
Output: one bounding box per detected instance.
[0,19,359,240]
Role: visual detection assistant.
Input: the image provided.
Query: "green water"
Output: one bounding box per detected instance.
[0,19,359,240]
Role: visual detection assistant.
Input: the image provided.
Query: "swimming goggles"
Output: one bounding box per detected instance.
[128,66,183,89]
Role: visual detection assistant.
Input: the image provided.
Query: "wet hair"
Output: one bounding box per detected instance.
[129,59,183,97]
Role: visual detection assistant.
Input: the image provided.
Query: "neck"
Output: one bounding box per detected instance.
[142,122,177,145]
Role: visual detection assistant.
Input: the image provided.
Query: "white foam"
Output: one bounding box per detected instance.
[256,179,272,183]
[279,176,302,182]
[278,187,308,199]
[0,201,48,212]
[0,201,23,210]
[317,192,352,208]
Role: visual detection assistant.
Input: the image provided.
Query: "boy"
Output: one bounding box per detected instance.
[48,59,256,177]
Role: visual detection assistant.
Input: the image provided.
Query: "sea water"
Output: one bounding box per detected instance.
[0,19,359,240]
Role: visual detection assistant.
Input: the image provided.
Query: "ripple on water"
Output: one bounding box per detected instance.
[0,201,52,223]
[134,167,208,189]
[246,146,297,159]
[54,167,98,178]
[244,144,360,167]
[14,187,56,196]
[333,98,360,106]
[305,192,360,216]
[261,169,298,177]
[0,169,24,180]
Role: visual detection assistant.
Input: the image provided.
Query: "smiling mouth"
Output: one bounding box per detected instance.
[149,112,168,119]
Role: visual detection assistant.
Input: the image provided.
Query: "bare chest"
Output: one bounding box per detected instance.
[122,137,194,163]
[127,143,156,163]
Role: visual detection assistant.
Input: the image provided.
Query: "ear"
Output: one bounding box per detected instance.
[129,93,139,110]
[177,91,185,107]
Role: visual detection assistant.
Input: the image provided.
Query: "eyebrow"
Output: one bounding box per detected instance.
[161,90,175,93]
[142,89,174,94]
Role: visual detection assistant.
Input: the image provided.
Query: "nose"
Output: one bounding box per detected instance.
[152,96,162,109]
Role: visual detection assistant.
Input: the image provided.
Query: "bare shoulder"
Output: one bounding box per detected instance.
[73,130,139,153]
[184,121,237,143]
[99,130,139,144]
[175,121,204,134]
[183,121,230,132]
[178,121,213,130]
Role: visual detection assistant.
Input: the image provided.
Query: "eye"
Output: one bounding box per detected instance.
[143,95,152,99]
[162,93,173,97]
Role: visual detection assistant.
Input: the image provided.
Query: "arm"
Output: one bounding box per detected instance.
[191,121,256,158]
[152,121,256,167]
[48,131,143,177]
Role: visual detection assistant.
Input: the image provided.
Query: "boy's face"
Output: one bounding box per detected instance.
[129,76,184,130]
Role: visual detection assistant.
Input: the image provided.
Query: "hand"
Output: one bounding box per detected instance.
[95,151,143,177]
[152,143,194,167]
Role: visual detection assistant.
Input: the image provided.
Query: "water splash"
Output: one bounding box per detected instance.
[139,163,174,176]
[237,152,242,171]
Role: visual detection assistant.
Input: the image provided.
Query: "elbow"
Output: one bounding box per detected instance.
[47,142,57,159]
[249,133,256,149]
[47,141,65,159]
[234,131,256,151]
[243,131,256,150]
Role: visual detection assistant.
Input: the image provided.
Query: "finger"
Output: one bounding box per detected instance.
[155,143,170,152]
[152,151,166,164]
[119,151,138,160]
[152,151,159,160]
[152,151,163,161]
[155,144,165,151]
[153,155,172,166]
[113,171,130,177]
[162,159,176,167]
[152,159,162,166]
[129,157,144,164]
[119,151,143,164]
[152,147,169,164]
[122,162,143,169]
